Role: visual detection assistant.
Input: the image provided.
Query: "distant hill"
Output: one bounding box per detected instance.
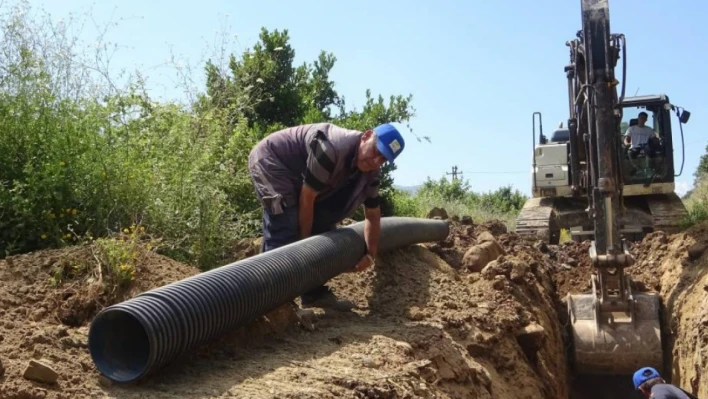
[393,184,422,195]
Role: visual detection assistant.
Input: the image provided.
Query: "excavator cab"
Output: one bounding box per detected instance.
[619,96,690,186]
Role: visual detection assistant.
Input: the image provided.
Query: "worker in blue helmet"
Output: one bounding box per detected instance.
[248,122,405,311]
[633,367,697,399]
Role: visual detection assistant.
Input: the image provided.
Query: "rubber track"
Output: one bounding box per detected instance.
[515,197,555,241]
[646,193,689,234]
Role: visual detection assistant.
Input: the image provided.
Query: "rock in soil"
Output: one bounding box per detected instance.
[516,323,546,356]
[23,359,59,385]
[427,207,449,220]
[462,239,505,272]
[688,242,707,260]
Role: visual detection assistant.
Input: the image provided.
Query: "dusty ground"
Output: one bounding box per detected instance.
[0,243,201,398]
[0,217,707,399]
[0,219,571,399]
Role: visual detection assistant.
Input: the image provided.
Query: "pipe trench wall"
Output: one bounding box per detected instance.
[88,217,449,383]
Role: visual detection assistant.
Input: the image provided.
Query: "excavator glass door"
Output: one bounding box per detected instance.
[618,99,674,188]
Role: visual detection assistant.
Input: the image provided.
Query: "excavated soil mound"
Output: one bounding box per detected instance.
[0,242,202,398]
[550,236,664,300]
[636,223,708,397]
[0,220,576,399]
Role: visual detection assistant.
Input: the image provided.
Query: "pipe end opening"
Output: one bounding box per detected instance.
[88,308,151,383]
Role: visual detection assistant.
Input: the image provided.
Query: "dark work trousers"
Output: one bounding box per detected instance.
[260,178,359,300]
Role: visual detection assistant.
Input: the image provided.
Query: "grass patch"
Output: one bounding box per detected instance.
[559,228,572,244]
[387,178,527,231]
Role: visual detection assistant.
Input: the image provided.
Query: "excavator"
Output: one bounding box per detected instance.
[516,0,692,376]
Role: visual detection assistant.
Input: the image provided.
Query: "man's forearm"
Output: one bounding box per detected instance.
[298,185,318,239]
[364,209,380,258]
[298,199,314,239]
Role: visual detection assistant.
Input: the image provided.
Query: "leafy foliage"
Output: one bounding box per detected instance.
[389,176,529,229]
[418,177,471,202]
[696,143,708,181]
[0,2,431,270]
[1,1,534,275]
[682,172,708,227]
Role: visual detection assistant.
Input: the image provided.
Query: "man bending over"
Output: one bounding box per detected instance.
[248,122,405,311]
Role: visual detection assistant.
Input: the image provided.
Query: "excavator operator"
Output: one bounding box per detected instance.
[247,122,406,311]
[623,111,662,158]
[633,367,698,399]
[624,112,654,148]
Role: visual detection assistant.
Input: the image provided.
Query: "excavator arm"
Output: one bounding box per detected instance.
[581,0,624,262]
[581,0,635,315]
[566,0,664,376]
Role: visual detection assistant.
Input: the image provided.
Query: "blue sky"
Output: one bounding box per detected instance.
[23,0,708,196]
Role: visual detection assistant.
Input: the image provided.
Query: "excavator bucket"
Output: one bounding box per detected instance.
[567,289,663,375]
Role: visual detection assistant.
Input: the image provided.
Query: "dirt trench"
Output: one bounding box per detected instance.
[551,222,708,398]
[0,219,706,398]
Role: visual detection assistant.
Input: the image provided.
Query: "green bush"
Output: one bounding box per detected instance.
[385,189,423,217]
[0,2,427,270]
[682,173,708,227]
[0,1,534,271]
[388,177,528,230]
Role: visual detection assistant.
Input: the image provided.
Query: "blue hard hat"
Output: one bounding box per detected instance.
[373,123,405,163]
[633,367,661,390]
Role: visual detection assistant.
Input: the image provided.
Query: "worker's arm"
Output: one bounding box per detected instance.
[363,203,381,259]
[298,185,317,239]
[623,127,632,145]
[301,128,336,238]
[351,178,381,272]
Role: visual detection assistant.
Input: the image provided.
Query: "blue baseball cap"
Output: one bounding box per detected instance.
[633,367,661,390]
[373,123,405,163]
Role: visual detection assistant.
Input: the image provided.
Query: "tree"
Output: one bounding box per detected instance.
[203,28,339,131]
[696,142,708,180]
[476,185,527,212]
[417,176,471,202]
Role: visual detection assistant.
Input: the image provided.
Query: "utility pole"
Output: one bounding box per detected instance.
[446,165,463,181]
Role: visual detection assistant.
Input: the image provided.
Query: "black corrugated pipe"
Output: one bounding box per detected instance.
[88,216,449,383]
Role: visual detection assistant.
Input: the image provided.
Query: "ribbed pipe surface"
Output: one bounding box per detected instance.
[88,217,449,383]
